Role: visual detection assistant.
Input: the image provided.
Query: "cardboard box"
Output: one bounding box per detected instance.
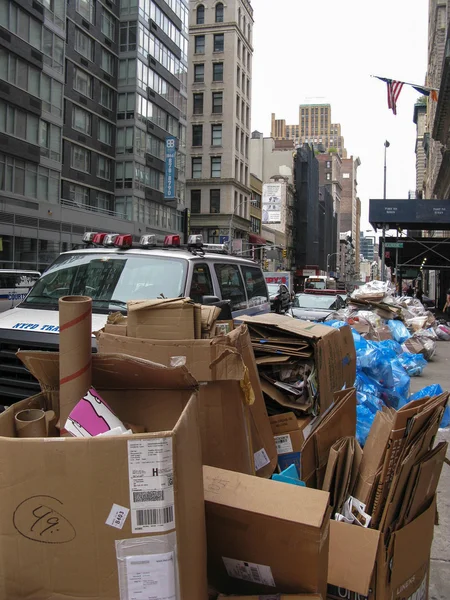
[0,352,208,600]
[203,465,330,598]
[239,315,356,414]
[270,412,313,473]
[98,325,278,478]
[96,330,254,475]
[327,497,436,600]
[127,298,197,339]
[218,595,322,599]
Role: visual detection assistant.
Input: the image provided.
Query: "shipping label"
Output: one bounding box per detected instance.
[274,434,293,455]
[125,552,176,600]
[254,448,271,471]
[106,504,129,530]
[127,438,175,534]
[222,557,276,587]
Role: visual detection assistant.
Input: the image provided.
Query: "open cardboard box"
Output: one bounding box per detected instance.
[97,324,277,478]
[327,497,437,600]
[0,351,208,600]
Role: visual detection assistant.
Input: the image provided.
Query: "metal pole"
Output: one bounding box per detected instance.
[395,228,399,293]
[383,145,387,201]
[381,225,386,282]
[326,254,330,275]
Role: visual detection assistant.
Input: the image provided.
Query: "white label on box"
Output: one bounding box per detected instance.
[254,448,271,471]
[128,438,175,534]
[106,504,129,530]
[126,552,176,600]
[222,557,276,587]
[274,434,293,455]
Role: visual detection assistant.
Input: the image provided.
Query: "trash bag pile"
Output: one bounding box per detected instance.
[324,281,450,444]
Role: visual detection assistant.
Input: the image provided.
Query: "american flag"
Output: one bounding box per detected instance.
[385,79,404,115]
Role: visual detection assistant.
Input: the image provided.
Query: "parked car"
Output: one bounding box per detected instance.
[287,292,346,322]
[267,283,291,313]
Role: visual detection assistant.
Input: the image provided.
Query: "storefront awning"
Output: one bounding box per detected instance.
[249,234,266,245]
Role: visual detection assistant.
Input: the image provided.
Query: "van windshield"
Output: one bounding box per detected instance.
[23,253,188,311]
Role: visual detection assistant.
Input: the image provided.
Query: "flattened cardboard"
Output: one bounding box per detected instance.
[96,332,254,474]
[204,466,330,598]
[218,595,322,599]
[0,352,207,600]
[127,297,196,340]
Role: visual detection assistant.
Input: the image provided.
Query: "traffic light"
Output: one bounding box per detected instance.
[282,249,287,259]
[263,260,269,270]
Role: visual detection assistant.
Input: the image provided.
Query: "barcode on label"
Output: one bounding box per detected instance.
[133,490,164,503]
[276,435,289,444]
[136,506,174,527]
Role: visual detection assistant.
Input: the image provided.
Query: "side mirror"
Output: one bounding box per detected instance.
[201,295,221,305]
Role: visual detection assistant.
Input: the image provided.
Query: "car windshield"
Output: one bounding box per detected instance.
[267,284,279,294]
[294,294,339,309]
[24,253,188,310]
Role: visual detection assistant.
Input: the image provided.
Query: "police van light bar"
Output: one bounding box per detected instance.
[140,234,157,248]
[203,243,228,253]
[103,234,119,246]
[187,234,203,248]
[114,234,133,249]
[164,235,181,247]
[83,232,98,243]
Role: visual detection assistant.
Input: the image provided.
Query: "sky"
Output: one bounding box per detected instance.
[250,0,429,232]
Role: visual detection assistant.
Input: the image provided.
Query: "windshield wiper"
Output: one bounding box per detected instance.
[93,298,127,307]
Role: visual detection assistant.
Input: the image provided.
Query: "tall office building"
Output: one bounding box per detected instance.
[0,0,189,271]
[186,0,253,246]
[271,104,347,158]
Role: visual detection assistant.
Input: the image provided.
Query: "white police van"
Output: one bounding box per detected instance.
[0,232,270,403]
[0,270,40,313]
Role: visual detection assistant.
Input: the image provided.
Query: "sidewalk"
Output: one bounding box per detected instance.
[409,342,450,600]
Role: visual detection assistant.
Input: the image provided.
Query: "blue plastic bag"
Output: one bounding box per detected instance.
[380,359,410,409]
[378,339,403,358]
[397,353,428,377]
[356,402,379,447]
[387,320,411,344]
[409,384,450,427]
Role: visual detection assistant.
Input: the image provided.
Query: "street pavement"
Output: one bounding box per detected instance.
[409,341,450,600]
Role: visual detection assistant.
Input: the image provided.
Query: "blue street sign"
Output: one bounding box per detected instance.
[219,235,229,243]
[164,136,176,199]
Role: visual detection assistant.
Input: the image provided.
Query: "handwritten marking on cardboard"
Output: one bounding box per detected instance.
[126,551,176,600]
[13,495,76,544]
[254,447,271,471]
[106,504,129,530]
[128,438,175,534]
[222,557,276,587]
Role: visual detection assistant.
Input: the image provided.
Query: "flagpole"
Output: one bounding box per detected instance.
[370,75,439,92]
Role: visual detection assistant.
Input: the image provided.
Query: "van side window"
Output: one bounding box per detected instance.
[241,265,269,307]
[189,264,214,303]
[214,263,247,311]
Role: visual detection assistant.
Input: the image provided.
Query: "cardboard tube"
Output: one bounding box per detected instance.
[59,296,92,424]
[15,409,56,438]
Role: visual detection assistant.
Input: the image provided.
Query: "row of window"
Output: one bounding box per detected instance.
[235,157,248,186]
[116,194,184,230]
[70,144,112,180]
[193,91,223,115]
[237,38,251,71]
[194,62,223,83]
[75,0,116,41]
[0,49,64,117]
[139,0,188,61]
[161,0,188,33]
[68,183,114,212]
[0,153,59,203]
[74,26,115,69]
[73,66,115,109]
[115,160,163,192]
[236,66,250,99]
[191,156,221,179]
[72,105,114,145]
[116,126,164,160]
[137,60,187,117]
[192,124,222,148]
[235,126,249,157]
[250,216,261,234]
[137,24,188,90]
[237,5,252,42]
[37,0,65,29]
[190,189,220,214]
[0,100,61,161]
[196,3,223,24]
[194,33,224,54]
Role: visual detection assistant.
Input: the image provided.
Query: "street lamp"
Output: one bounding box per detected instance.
[381,140,390,281]
[326,252,340,275]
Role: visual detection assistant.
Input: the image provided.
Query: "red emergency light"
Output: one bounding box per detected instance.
[92,233,107,245]
[114,234,133,249]
[164,235,181,247]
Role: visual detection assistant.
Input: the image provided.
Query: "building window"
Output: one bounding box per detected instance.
[76,0,95,23]
[215,2,224,22]
[100,83,114,110]
[236,66,240,87]
[211,124,222,146]
[71,144,90,173]
[211,156,221,178]
[118,92,135,119]
[116,127,134,153]
[196,4,205,24]
[42,28,64,74]
[98,119,113,145]
[191,189,201,213]
[212,92,223,114]
[193,93,204,115]
[343,173,350,179]
[72,106,92,135]
[69,184,89,207]
[194,63,204,83]
[97,155,112,179]
[210,189,220,213]
[38,121,61,161]
[96,191,113,211]
[192,157,202,179]
[192,124,203,147]
[101,9,115,40]
[74,67,93,98]
[251,216,261,234]
[236,95,240,118]
[326,161,331,168]
[75,28,94,61]
[213,62,223,82]
[101,49,115,75]
[326,172,331,181]
[214,33,224,52]
[195,35,205,54]
[120,21,137,51]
